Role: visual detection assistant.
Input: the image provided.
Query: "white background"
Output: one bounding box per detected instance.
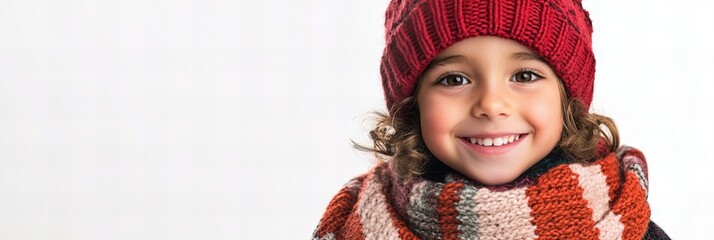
[0,0,711,239]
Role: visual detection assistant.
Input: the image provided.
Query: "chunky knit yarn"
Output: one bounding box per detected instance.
[380,0,596,116]
[313,146,669,239]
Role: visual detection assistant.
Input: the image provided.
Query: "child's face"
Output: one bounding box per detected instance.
[416,36,563,185]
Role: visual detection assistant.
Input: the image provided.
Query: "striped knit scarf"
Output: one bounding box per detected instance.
[313,146,653,239]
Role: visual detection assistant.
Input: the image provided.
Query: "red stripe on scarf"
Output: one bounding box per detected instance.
[526,165,599,239]
[437,182,463,240]
[612,172,650,240]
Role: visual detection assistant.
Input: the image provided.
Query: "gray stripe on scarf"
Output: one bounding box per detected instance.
[407,182,444,239]
[456,184,478,240]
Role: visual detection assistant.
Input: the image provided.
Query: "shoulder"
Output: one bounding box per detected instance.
[332,161,389,195]
[615,145,650,192]
[317,162,388,214]
[327,171,370,206]
[615,145,647,168]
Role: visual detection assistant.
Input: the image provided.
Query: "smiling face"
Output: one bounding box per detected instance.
[416,36,564,185]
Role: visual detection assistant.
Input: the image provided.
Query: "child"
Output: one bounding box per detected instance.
[313,0,669,239]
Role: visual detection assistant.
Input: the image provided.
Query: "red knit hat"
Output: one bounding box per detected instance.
[380,0,595,116]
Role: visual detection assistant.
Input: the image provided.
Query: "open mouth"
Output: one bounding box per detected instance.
[461,133,527,147]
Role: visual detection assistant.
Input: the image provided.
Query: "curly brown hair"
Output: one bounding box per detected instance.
[353,80,619,182]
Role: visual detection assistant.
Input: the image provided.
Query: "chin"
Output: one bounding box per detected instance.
[468,170,521,186]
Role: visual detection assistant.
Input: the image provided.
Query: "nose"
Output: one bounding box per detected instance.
[471,84,512,119]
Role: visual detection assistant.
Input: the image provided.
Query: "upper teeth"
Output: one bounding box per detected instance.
[468,134,520,146]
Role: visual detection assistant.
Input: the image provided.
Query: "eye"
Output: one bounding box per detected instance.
[437,74,471,86]
[510,69,543,83]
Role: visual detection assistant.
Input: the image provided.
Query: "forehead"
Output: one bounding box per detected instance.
[436,36,538,59]
[427,36,548,69]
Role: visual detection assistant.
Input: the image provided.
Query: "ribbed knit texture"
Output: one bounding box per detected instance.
[313,146,670,239]
[380,0,596,115]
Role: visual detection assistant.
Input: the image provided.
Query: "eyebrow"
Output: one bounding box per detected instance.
[425,55,468,70]
[510,52,547,63]
[425,52,548,71]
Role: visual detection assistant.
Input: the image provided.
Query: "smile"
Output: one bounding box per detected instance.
[464,134,522,147]
[459,133,528,155]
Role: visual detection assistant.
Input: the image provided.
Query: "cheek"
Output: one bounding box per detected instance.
[420,99,448,135]
[418,95,460,148]
[523,90,563,140]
